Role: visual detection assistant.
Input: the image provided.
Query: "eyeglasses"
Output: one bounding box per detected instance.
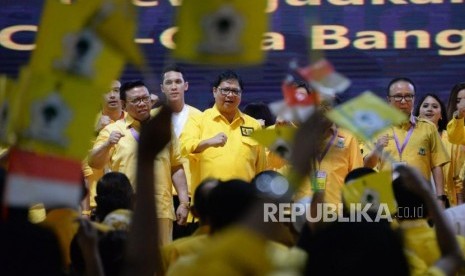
[389,94,414,102]
[127,95,151,105]
[217,87,242,96]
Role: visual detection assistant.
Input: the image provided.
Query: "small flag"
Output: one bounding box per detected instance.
[342,171,397,215]
[14,71,103,160]
[29,0,141,87]
[326,91,407,141]
[296,59,351,98]
[5,148,82,208]
[173,0,269,65]
[251,126,296,160]
[269,81,316,124]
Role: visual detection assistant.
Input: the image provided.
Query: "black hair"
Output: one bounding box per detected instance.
[413,93,448,133]
[161,64,184,82]
[70,230,127,276]
[192,178,218,222]
[208,179,257,233]
[213,70,244,91]
[446,82,465,121]
[94,172,134,222]
[119,80,146,101]
[242,102,276,127]
[392,176,429,220]
[344,167,377,184]
[304,221,409,276]
[387,77,416,96]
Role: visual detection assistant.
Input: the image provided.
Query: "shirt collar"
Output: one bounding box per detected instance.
[212,104,244,123]
[125,114,141,130]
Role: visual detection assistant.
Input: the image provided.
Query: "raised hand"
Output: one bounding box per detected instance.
[209,132,228,148]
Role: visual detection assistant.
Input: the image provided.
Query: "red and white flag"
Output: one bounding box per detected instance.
[5,147,82,208]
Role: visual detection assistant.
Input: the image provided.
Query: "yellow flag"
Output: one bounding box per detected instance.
[326,91,407,141]
[173,0,269,65]
[342,171,397,215]
[0,73,22,146]
[29,0,141,87]
[251,126,296,160]
[14,70,104,160]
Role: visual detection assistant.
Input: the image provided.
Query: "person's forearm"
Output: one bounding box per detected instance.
[172,166,189,203]
[363,150,379,168]
[423,191,463,274]
[193,139,212,153]
[88,143,112,169]
[432,166,445,196]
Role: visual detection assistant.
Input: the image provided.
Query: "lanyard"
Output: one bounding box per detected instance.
[130,127,139,142]
[392,125,414,161]
[318,129,337,165]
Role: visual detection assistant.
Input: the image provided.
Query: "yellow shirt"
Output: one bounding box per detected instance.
[162,225,210,270]
[296,127,364,204]
[83,111,126,208]
[39,208,79,267]
[366,117,449,180]
[166,227,307,276]
[92,114,183,220]
[180,105,266,190]
[440,131,465,206]
[447,116,465,145]
[400,219,465,267]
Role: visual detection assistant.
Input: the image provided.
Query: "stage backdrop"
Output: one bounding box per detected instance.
[0,0,464,110]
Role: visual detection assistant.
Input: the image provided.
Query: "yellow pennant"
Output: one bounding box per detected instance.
[326,91,407,141]
[15,70,104,160]
[251,126,296,160]
[342,171,397,215]
[173,0,269,65]
[29,0,141,87]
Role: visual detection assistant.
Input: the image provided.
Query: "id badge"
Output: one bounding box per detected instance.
[315,171,327,190]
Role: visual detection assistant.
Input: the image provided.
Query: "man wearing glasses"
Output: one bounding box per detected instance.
[180,70,266,193]
[89,80,189,245]
[363,77,449,206]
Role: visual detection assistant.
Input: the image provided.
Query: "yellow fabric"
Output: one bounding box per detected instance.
[159,218,174,247]
[83,111,126,208]
[39,208,79,267]
[92,114,183,220]
[166,227,307,276]
[364,118,449,181]
[400,219,465,267]
[173,0,269,65]
[296,127,363,204]
[446,117,465,145]
[404,250,447,276]
[162,226,210,270]
[180,105,266,193]
[440,131,465,206]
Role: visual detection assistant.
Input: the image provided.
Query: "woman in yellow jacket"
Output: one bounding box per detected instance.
[444,83,465,205]
[414,92,463,206]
